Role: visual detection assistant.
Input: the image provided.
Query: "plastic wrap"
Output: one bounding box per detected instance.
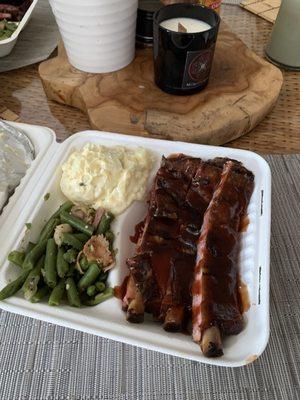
[0,120,34,211]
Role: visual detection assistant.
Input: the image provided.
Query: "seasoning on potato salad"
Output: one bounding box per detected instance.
[60,144,153,215]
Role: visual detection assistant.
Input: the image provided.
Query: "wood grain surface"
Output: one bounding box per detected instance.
[0,5,299,154]
[39,23,282,146]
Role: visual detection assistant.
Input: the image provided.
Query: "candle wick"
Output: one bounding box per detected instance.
[178,22,187,33]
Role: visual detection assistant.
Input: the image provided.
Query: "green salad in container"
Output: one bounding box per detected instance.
[0,20,18,41]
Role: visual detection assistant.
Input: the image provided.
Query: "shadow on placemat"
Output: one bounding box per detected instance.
[0,154,300,400]
[0,0,59,73]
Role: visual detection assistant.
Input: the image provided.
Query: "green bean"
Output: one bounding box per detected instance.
[63,248,78,264]
[26,242,36,254]
[73,233,90,243]
[95,281,106,293]
[87,285,96,297]
[66,277,81,307]
[30,286,49,303]
[48,279,65,306]
[66,263,76,277]
[22,240,47,271]
[79,256,90,271]
[38,201,73,241]
[50,201,74,220]
[57,248,69,278]
[61,233,84,251]
[22,256,45,300]
[0,269,31,300]
[77,264,100,291]
[39,217,60,244]
[8,251,25,268]
[96,212,114,235]
[7,243,36,270]
[60,211,94,236]
[105,230,115,251]
[83,287,114,306]
[44,239,58,289]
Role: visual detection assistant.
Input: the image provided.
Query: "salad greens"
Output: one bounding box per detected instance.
[0,20,18,41]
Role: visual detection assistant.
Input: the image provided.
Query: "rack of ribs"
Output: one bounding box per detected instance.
[192,160,254,357]
[121,154,254,357]
[123,155,225,325]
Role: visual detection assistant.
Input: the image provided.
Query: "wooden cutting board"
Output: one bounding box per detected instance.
[39,23,283,146]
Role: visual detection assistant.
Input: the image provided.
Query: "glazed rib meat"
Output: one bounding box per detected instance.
[122,154,254,357]
[123,154,200,325]
[192,160,254,357]
[123,155,227,329]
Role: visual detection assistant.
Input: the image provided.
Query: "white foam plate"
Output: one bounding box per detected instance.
[0,122,271,367]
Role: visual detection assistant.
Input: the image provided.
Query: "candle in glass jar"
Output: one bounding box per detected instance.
[160,17,211,33]
[154,4,220,95]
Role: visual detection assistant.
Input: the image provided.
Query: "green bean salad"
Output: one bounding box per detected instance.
[0,201,116,307]
[0,20,18,41]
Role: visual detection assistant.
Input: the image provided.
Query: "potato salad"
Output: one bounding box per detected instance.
[60,144,153,215]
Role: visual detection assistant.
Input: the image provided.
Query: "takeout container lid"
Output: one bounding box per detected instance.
[0,0,39,58]
[0,121,271,368]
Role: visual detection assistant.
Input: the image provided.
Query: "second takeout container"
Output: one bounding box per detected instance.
[0,0,39,58]
[48,0,138,73]
[0,122,271,367]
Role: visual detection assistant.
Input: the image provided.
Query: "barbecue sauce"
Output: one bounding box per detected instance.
[240,215,250,232]
[130,220,145,244]
[114,276,129,300]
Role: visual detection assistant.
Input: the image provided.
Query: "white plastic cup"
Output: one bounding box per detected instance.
[49,0,138,73]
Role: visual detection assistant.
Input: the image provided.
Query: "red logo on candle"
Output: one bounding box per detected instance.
[188,50,212,82]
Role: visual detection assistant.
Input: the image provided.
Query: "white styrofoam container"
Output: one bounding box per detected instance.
[0,121,56,223]
[0,0,39,58]
[48,0,138,73]
[0,122,271,367]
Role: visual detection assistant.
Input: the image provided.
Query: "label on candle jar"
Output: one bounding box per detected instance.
[182,47,214,89]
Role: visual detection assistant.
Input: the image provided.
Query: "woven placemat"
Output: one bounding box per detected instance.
[240,0,280,23]
[0,154,300,399]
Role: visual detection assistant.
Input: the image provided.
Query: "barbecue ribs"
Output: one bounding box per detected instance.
[192,160,254,356]
[121,154,254,357]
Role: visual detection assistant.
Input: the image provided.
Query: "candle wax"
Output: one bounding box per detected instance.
[160,17,211,33]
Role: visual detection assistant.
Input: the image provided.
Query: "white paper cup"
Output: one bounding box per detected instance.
[49,0,138,73]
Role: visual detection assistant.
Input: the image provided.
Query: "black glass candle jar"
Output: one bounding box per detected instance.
[153,4,220,95]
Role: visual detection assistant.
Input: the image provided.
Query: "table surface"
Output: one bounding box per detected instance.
[0,4,299,154]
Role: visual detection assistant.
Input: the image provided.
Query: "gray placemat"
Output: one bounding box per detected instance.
[0,159,299,398]
[0,0,59,73]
